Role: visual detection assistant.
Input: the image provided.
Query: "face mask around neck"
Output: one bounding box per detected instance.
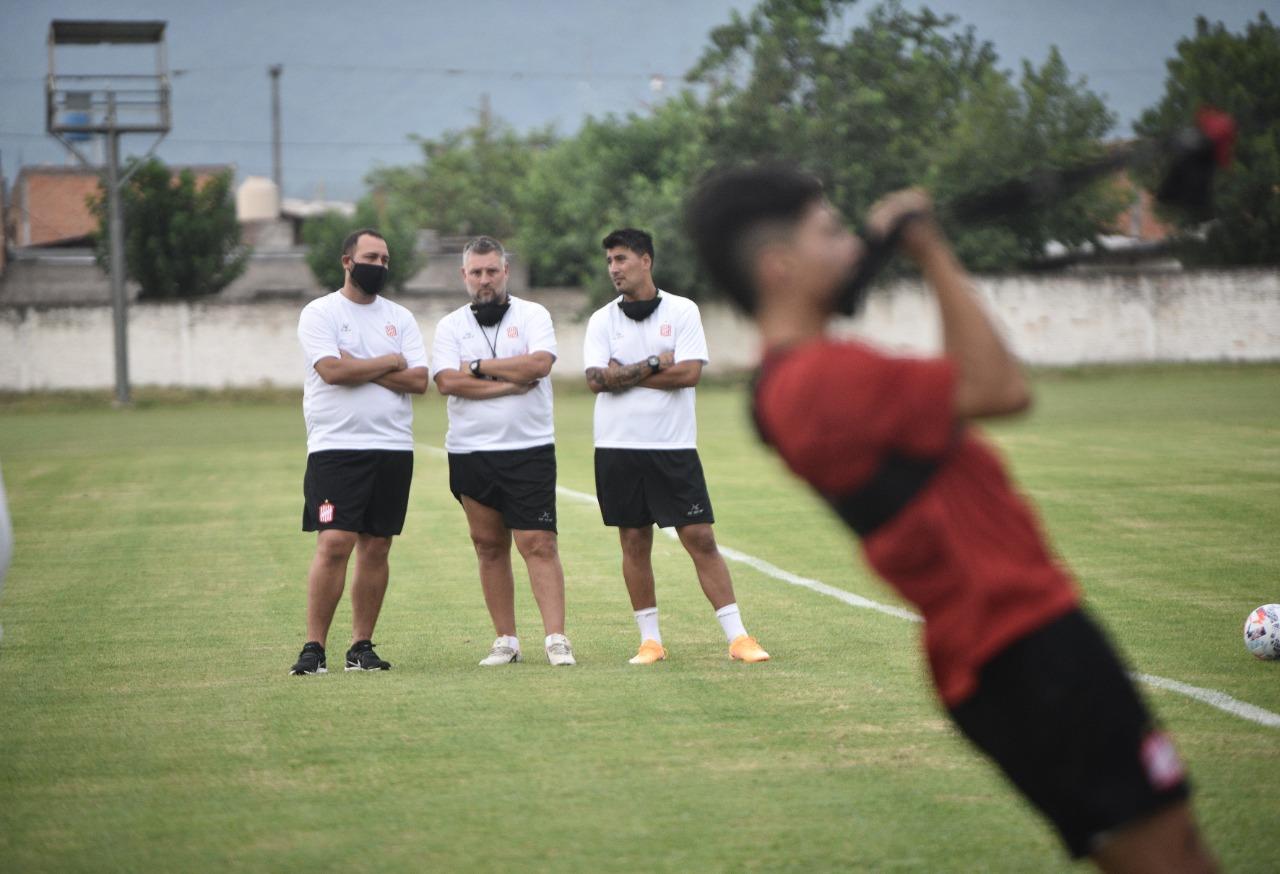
[471,299,511,327]
[619,293,661,321]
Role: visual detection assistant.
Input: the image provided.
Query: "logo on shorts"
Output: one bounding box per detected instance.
[318,500,335,524]
[537,510,554,523]
[1139,730,1185,790]
[660,323,672,337]
[507,326,519,338]
[385,323,397,338]
[686,503,704,517]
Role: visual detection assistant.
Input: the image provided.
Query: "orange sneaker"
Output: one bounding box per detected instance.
[628,639,667,665]
[729,635,770,663]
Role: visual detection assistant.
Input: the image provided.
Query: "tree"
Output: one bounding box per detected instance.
[515,93,713,303]
[90,158,247,299]
[687,0,1121,269]
[302,197,422,293]
[364,109,554,241]
[1134,13,1280,265]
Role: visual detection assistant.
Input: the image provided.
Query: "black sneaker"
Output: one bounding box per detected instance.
[289,641,327,675]
[346,639,391,672]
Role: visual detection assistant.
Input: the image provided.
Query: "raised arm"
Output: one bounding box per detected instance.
[869,190,1031,420]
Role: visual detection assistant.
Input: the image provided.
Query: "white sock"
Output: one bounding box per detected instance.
[497,634,520,652]
[545,633,567,647]
[634,607,661,644]
[715,603,748,643]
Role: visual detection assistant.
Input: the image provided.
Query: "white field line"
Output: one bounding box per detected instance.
[418,443,1280,730]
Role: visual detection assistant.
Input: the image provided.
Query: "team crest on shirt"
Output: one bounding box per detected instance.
[1140,731,1185,790]
[507,326,519,338]
[660,323,672,337]
[318,500,335,524]
[385,323,397,338]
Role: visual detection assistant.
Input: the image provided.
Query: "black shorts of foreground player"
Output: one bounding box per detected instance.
[583,228,769,666]
[290,228,429,676]
[685,168,1216,872]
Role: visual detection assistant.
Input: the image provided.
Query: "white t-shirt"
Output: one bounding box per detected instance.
[583,290,709,449]
[430,295,557,453]
[297,290,429,453]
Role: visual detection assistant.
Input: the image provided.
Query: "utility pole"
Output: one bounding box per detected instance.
[269,64,283,201]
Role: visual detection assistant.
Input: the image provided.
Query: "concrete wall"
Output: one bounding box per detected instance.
[1,269,1276,391]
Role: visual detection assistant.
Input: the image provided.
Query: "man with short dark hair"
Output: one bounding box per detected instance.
[432,236,575,667]
[583,228,770,666]
[685,166,1216,872]
[290,228,429,675]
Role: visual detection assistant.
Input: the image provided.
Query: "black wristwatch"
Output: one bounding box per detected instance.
[646,355,661,373]
[469,359,483,377]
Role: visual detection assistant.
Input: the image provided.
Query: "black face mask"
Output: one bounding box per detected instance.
[619,293,661,321]
[349,261,388,297]
[471,300,511,327]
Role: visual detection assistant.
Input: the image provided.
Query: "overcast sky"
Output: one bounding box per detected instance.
[1,0,1270,201]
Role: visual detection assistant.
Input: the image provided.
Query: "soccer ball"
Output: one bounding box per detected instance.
[1243,604,1280,660]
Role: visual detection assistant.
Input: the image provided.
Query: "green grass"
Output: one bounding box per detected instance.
[0,364,1277,872]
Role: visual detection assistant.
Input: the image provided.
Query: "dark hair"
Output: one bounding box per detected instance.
[602,228,654,262]
[341,227,385,257]
[685,165,825,314]
[462,235,506,263]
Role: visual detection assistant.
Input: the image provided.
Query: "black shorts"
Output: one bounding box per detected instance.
[594,448,715,528]
[448,444,557,532]
[948,609,1190,859]
[302,449,414,537]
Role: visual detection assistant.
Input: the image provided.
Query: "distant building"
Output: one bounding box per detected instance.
[5,164,233,248]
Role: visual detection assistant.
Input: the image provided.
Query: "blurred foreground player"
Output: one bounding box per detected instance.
[685,166,1216,872]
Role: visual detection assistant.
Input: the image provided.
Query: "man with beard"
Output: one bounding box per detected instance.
[431,236,575,667]
[583,228,770,666]
[291,228,429,675]
[684,167,1217,872]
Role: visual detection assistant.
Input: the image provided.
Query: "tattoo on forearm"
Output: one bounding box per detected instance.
[586,362,649,392]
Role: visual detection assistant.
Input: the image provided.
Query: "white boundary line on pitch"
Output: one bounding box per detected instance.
[418,443,1280,730]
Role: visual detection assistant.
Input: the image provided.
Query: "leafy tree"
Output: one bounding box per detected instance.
[90,158,247,299]
[302,197,422,293]
[365,109,554,241]
[1134,13,1280,265]
[688,0,1120,268]
[515,93,713,303]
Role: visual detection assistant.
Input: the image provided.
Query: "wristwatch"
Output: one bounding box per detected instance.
[469,359,483,377]
[646,355,661,373]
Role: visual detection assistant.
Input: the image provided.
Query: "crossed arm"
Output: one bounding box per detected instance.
[313,350,429,394]
[434,350,554,399]
[584,351,703,394]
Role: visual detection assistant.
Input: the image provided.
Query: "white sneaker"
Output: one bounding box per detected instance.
[479,638,521,666]
[545,633,576,666]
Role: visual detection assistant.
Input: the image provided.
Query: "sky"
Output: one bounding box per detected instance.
[1,0,1272,202]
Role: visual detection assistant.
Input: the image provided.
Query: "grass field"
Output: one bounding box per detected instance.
[0,364,1277,872]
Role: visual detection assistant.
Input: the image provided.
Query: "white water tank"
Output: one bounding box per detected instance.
[236,176,280,221]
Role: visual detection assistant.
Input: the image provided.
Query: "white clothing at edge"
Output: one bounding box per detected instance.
[583,290,709,449]
[431,295,558,453]
[297,290,429,453]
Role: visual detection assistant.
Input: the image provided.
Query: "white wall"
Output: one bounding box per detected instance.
[1,269,1277,391]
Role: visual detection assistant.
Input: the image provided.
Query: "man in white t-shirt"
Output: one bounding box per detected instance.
[290,228,429,676]
[431,236,575,667]
[583,228,770,666]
